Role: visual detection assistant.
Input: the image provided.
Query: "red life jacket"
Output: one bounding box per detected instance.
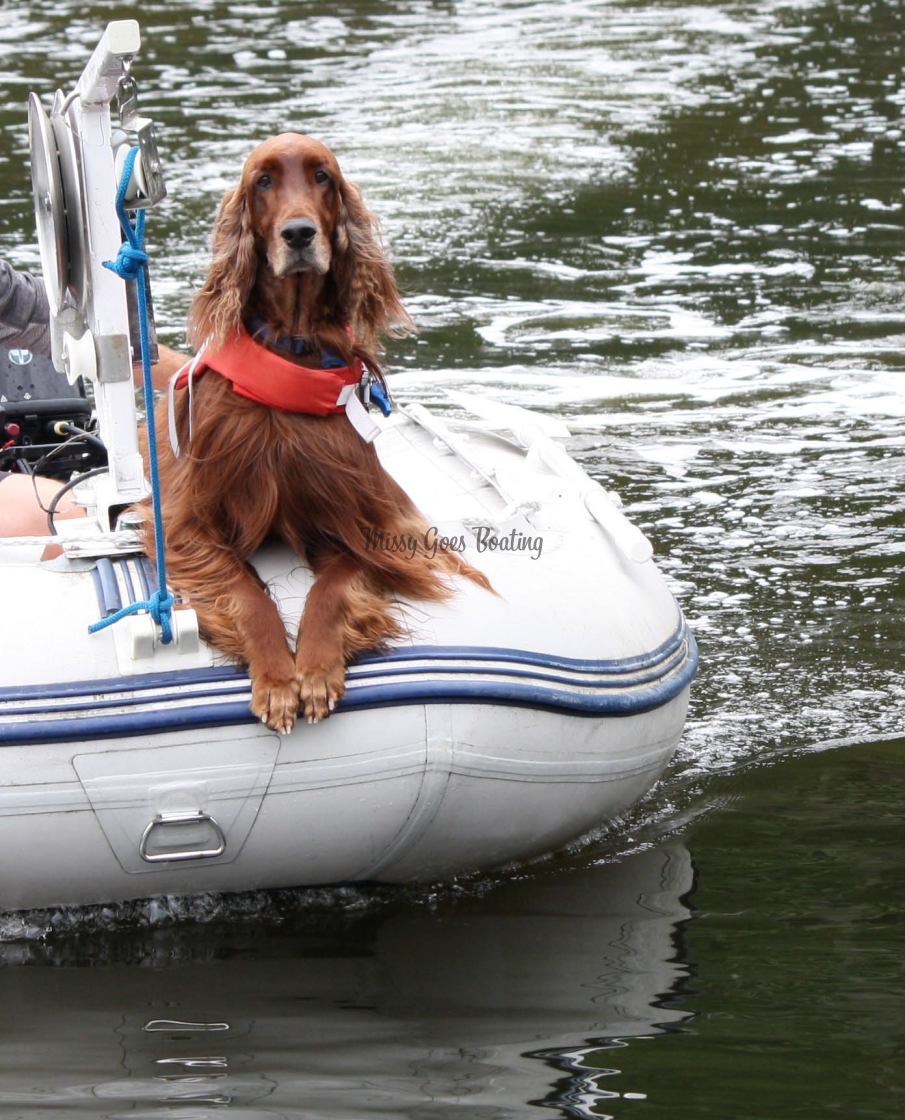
[174,329,363,415]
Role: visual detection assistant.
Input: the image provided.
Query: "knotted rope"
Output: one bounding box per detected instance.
[89,145,174,644]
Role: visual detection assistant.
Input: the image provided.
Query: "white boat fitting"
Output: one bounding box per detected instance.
[0,23,697,913]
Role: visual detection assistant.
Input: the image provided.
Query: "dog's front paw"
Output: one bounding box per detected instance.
[250,673,301,735]
[297,661,346,724]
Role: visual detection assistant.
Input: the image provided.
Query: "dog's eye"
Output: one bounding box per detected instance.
[314,169,330,185]
[256,172,272,190]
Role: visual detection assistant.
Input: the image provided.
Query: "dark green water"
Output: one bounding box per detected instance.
[1,740,902,1116]
[1,1,903,1116]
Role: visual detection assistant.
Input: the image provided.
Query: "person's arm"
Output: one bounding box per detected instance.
[0,259,51,355]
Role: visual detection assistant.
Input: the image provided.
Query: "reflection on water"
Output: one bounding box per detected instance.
[0,842,693,1116]
[3,742,901,1118]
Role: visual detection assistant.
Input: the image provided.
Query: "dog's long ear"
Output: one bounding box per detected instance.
[188,185,257,350]
[332,178,415,355]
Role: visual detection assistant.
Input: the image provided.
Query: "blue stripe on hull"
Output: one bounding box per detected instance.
[0,627,697,745]
[0,619,691,702]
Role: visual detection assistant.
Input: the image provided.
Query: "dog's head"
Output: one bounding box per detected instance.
[243,133,340,278]
[188,132,413,354]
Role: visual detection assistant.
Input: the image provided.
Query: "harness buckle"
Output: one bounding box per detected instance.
[359,368,372,411]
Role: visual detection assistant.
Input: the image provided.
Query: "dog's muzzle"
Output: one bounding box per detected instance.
[275,218,328,274]
[280,218,317,252]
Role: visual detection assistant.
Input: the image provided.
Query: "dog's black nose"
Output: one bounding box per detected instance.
[281,219,317,250]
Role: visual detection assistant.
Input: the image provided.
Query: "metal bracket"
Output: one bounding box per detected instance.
[112,61,166,207]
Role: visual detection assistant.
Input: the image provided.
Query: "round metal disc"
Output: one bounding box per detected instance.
[51,108,88,313]
[28,92,68,316]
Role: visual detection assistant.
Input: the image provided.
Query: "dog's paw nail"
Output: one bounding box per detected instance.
[328,698,336,712]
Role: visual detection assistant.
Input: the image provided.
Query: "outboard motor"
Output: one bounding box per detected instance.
[0,345,101,479]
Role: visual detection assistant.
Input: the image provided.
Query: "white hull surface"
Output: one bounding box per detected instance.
[0,405,697,911]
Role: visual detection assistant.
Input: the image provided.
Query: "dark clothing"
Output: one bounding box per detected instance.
[0,264,85,479]
[0,260,51,356]
[0,262,65,405]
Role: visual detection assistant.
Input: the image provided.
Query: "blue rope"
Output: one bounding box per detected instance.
[89,146,174,644]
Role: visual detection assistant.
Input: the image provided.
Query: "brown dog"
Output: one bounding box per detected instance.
[150,134,489,732]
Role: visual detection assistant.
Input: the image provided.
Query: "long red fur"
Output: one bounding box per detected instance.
[144,133,490,731]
